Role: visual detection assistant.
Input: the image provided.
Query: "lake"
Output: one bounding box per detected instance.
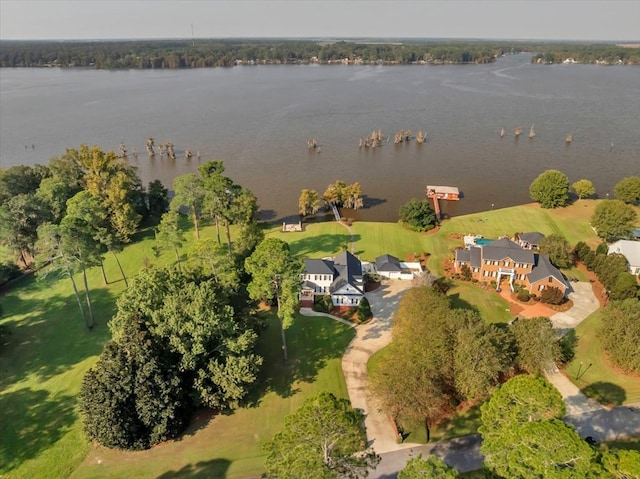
[1,54,639,222]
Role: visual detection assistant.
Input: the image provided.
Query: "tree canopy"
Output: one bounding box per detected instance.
[571,179,596,200]
[598,298,640,374]
[263,391,380,479]
[398,454,458,479]
[591,200,637,241]
[245,238,301,361]
[398,199,437,232]
[529,169,570,208]
[539,234,573,269]
[511,316,562,374]
[614,176,640,205]
[79,319,188,450]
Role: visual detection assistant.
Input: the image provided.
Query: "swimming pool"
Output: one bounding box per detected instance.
[475,238,494,246]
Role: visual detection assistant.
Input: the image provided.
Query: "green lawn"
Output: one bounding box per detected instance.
[564,310,640,406]
[448,282,512,324]
[1,220,255,478]
[268,222,351,258]
[70,313,354,479]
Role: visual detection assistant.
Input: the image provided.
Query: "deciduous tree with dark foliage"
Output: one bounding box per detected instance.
[79,319,188,450]
[398,198,437,232]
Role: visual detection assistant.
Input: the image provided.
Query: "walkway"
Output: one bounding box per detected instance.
[337,220,356,253]
[300,280,414,453]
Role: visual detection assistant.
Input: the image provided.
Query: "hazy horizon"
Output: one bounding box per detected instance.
[1,1,638,42]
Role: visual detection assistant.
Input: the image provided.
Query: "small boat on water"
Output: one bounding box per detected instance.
[500,128,505,138]
[565,134,573,144]
[529,125,536,139]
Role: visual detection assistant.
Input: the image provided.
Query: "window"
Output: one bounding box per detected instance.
[539,285,544,291]
[474,268,479,273]
[548,277,553,283]
[504,261,509,267]
[492,271,497,277]
[484,271,489,277]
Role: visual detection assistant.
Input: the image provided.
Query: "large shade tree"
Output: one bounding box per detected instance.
[591,200,637,241]
[511,316,561,374]
[529,169,570,208]
[79,318,188,450]
[614,176,640,205]
[245,238,301,362]
[264,392,380,479]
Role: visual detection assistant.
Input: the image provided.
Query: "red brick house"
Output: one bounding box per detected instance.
[454,238,569,295]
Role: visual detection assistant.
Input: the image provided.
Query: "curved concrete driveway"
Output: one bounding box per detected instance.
[342,280,414,454]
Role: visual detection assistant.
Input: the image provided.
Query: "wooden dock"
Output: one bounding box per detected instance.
[426,185,460,220]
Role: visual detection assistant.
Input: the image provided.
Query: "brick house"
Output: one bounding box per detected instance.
[454,238,569,295]
[300,251,364,307]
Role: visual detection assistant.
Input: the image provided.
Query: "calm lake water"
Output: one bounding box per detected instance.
[1,54,639,222]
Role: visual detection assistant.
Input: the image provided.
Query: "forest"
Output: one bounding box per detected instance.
[2,39,637,69]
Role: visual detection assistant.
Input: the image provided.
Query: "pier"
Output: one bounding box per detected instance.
[426,185,460,220]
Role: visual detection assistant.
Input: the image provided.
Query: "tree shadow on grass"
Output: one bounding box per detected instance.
[0,275,115,389]
[244,313,355,406]
[0,388,76,474]
[582,382,627,407]
[155,458,231,479]
[287,233,361,257]
[447,293,481,316]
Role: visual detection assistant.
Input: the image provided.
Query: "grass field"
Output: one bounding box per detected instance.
[71,314,354,479]
[0,199,631,477]
[564,310,640,406]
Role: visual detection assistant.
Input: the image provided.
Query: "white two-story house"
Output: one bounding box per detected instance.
[300,251,364,308]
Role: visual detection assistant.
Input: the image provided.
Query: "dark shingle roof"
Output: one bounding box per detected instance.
[331,251,363,294]
[455,247,483,269]
[518,232,545,245]
[376,254,402,272]
[304,259,335,275]
[527,254,568,288]
[482,238,535,264]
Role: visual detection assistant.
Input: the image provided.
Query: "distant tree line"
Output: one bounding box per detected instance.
[531,43,640,65]
[2,39,637,69]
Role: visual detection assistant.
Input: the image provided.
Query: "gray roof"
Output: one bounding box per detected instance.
[331,251,363,295]
[527,254,569,288]
[608,240,640,268]
[455,247,482,269]
[302,280,316,290]
[376,254,402,272]
[518,232,545,245]
[304,259,335,275]
[482,238,535,264]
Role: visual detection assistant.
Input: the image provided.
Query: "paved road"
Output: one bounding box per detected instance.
[371,435,484,479]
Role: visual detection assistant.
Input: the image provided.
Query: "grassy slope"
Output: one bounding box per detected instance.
[71,314,354,479]
[0,199,633,477]
[564,309,640,405]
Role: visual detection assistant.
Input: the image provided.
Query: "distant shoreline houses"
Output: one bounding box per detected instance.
[454,235,569,295]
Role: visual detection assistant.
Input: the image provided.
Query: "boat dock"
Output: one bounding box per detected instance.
[426,185,460,220]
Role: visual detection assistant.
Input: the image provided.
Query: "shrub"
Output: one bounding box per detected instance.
[610,272,639,301]
[460,264,472,281]
[573,241,591,262]
[584,251,597,270]
[356,297,372,322]
[432,279,450,294]
[0,261,20,286]
[541,286,565,305]
[490,280,497,289]
[596,242,609,256]
[517,290,531,302]
[314,295,333,313]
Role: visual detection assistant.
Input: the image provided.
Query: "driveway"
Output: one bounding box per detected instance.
[550,282,600,336]
[341,279,413,454]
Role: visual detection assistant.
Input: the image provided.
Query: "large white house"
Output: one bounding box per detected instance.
[300,251,364,307]
[608,240,640,275]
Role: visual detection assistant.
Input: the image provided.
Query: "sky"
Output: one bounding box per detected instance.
[1,0,639,42]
